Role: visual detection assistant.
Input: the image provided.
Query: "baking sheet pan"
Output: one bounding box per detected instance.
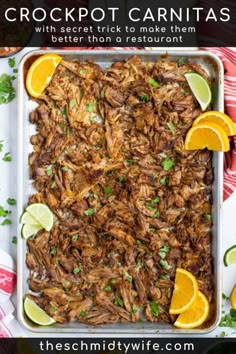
[17,49,224,334]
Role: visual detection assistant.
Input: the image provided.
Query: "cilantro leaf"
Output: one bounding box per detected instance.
[7,198,16,205]
[167,122,175,134]
[84,208,95,216]
[150,300,159,316]
[148,78,160,88]
[162,158,175,171]
[8,58,15,68]
[12,236,17,244]
[2,152,11,162]
[0,140,3,152]
[160,176,168,185]
[0,74,16,104]
[86,101,96,113]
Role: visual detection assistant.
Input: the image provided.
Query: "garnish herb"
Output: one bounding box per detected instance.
[80,310,87,317]
[114,297,123,307]
[162,158,175,171]
[146,205,155,211]
[1,219,11,226]
[167,122,175,134]
[79,68,87,76]
[222,293,229,301]
[205,214,212,221]
[219,309,236,329]
[148,251,153,256]
[135,240,141,245]
[149,228,156,233]
[46,166,53,176]
[84,208,95,216]
[103,285,112,291]
[54,258,59,265]
[152,174,157,180]
[69,99,76,108]
[72,234,79,241]
[148,78,160,88]
[140,95,149,102]
[13,68,18,74]
[90,115,97,123]
[61,106,67,116]
[131,306,139,314]
[50,249,56,256]
[117,176,125,182]
[7,198,16,205]
[110,279,116,284]
[12,236,17,244]
[93,193,98,199]
[104,186,111,194]
[219,331,227,337]
[73,267,81,274]
[153,211,160,218]
[100,90,105,98]
[8,58,15,68]
[86,101,96,112]
[151,197,160,204]
[150,300,159,316]
[160,259,171,270]
[160,176,168,186]
[126,159,136,165]
[51,181,56,189]
[2,152,12,162]
[158,246,170,259]
[0,206,9,217]
[178,57,186,65]
[62,166,69,171]
[124,271,132,283]
[160,274,169,280]
[0,140,3,152]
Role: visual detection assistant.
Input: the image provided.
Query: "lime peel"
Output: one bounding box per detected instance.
[26,203,54,232]
[184,72,212,111]
[22,224,43,239]
[224,245,236,266]
[24,297,56,326]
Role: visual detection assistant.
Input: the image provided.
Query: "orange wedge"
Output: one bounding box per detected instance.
[169,268,198,315]
[26,53,62,98]
[193,111,236,136]
[185,122,230,152]
[174,291,210,329]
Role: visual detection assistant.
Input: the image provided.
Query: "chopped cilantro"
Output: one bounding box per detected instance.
[69,99,76,108]
[153,211,160,218]
[219,309,236,329]
[140,95,149,102]
[12,236,17,244]
[160,259,171,270]
[51,181,56,189]
[0,206,9,217]
[93,193,98,199]
[104,186,111,194]
[167,122,175,134]
[54,258,59,265]
[50,249,56,256]
[150,300,159,316]
[13,68,18,74]
[148,78,160,88]
[219,331,227,337]
[158,246,170,260]
[80,310,87,317]
[111,279,116,284]
[131,306,139,314]
[222,293,230,301]
[86,101,96,112]
[205,214,212,221]
[152,174,157,180]
[126,159,136,165]
[8,58,15,68]
[7,198,16,206]
[50,306,57,313]
[117,176,125,182]
[149,228,156,233]
[90,115,97,123]
[160,274,169,280]
[61,106,67,116]
[124,271,132,283]
[72,234,79,241]
[73,267,81,274]
[146,205,155,211]
[2,152,11,162]
[84,208,95,216]
[103,285,112,291]
[151,197,160,204]
[79,68,87,76]
[114,297,123,307]
[160,176,168,185]
[61,166,69,171]
[135,240,141,245]
[46,166,53,176]
[1,219,11,226]
[100,90,105,98]
[178,57,186,65]
[162,158,175,171]
[0,140,3,152]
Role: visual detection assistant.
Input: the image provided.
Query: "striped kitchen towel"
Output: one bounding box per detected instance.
[204,47,236,201]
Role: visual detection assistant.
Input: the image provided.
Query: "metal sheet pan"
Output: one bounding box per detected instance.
[17,49,224,335]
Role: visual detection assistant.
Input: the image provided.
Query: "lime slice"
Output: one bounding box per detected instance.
[224,245,236,266]
[24,297,56,326]
[22,224,42,239]
[21,211,41,226]
[26,203,54,232]
[184,72,212,111]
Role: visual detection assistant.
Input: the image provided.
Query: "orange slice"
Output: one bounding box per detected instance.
[230,284,236,309]
[174,291,210,329]
[26,53,62,98]
[193,111,236,136]
[185,122,230,152]
[169,268,198,315]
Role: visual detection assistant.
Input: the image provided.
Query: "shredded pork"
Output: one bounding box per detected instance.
[26,55,213,325]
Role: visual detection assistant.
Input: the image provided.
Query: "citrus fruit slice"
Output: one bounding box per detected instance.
[224,245,236,266]
[193,111,236,136]
[22,224,42,239]
[185,122,230,152]
[230,284,236,309]
[24,297,56,326]
[26,53,62,98]
[174,291,210,329]
[21,211,41,226]
[184,72,212,111]
[169,268,198,315]
[26,203,54,232]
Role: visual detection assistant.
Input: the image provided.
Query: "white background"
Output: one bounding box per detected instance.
[0,48,236,337]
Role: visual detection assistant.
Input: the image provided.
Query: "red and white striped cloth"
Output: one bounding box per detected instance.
[204,47,236,201]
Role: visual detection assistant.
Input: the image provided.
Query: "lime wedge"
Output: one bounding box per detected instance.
[22,224,42,239]
[21,211,41,226]
[224,245,236,266]
[26,203,54,232]
[184,72,212,111]
[24,297,56,326]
